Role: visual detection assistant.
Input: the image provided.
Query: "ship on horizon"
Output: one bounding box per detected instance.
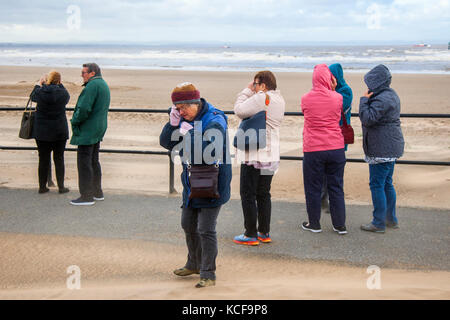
[413,43,431,48]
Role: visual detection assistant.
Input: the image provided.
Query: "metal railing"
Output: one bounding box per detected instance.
[1,106,450,194]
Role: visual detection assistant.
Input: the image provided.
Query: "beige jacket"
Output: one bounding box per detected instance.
[234,88,285,163]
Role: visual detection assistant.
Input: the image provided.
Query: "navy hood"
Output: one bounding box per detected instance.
[364,64,392,92]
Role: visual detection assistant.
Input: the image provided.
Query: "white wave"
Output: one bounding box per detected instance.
[1,48,450,63]
[366,48,395,53]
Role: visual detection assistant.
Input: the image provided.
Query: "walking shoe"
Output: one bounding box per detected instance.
[386,221,399,229]
[332,226,348,235]
[58,187,70,194]
[301,222,322,233]
[257,232,272,243]
[93,192,104,201]
[233,234,259,246]
[195,278,216,288]
[38,187,50,194]
[70,197,95,206]
[173,267,200,277]
[360,223,385,233]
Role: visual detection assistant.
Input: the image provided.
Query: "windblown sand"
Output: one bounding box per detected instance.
[0,66,449,299]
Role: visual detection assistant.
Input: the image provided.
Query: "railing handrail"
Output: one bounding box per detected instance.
[1,107,449,194]
[0,145,448,166]
[1,106,450,118]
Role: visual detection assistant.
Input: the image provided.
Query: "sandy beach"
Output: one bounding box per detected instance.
[1,66,449,208]
[0,66,449,300]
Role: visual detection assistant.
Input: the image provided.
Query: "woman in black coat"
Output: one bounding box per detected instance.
[31,71,70,194]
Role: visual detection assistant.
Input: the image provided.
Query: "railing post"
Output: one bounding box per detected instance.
[169,154,176,194]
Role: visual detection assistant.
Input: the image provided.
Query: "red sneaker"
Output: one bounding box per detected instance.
[257,232,272,243]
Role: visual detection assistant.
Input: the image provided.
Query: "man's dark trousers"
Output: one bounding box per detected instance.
[77,142,102,200]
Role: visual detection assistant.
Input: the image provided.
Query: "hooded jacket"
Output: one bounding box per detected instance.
[160,98,232,209]
[359,64,404,158]
[70,76,110,146]
[301,64,344,152]
[31,84,70,141]
[329,63,353,115]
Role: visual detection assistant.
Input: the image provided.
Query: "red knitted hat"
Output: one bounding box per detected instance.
[171,82,201,105]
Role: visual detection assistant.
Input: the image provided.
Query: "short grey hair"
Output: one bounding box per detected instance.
[82,63,102,77]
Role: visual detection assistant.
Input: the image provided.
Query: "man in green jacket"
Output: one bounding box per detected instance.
[70,63,110,206]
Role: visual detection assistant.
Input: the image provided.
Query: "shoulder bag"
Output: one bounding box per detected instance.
[233,93,269,151]
[18,95,35,140]
[187,162,220,200]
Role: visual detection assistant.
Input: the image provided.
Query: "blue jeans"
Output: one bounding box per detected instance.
[181,206,221,280]
[369,162,398,229]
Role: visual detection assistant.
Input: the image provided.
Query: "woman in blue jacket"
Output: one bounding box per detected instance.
[159,82,232,288]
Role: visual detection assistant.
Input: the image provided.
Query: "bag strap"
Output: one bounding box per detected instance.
[24,97,33,113]
[341,110,349,127]
[25,88,36,112]
[265,93,270,106]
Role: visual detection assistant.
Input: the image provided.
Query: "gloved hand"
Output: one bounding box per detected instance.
[180,121,193,135]
[170,106,181,126]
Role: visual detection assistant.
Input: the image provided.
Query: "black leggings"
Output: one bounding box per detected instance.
[240,164,274,238]
[35,140,67,190]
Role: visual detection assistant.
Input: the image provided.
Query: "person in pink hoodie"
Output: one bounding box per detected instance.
[300,64,347,235]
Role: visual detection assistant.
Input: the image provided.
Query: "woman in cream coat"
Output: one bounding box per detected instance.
[233,71,285,245]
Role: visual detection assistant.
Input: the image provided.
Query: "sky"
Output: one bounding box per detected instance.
[0,0,449,44]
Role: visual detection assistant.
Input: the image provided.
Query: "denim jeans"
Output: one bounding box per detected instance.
[369,161,398,229]
[181,205,221,280]
[77,142,102,199]
[240,164,274,238]
[303,149,346,229]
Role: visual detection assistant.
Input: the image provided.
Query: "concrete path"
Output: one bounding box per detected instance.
[0,187,448,271]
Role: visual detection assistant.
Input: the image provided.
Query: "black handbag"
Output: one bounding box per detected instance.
[187,162,220,200]
[18,96,35,139]
[233,93,269,151]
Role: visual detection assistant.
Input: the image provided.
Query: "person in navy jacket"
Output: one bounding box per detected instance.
[159,82,232,288]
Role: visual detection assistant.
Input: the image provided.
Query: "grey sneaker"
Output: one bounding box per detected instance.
[195,278,216,288]
[93,191,104,201]
[386,221,399,229]
[173,267,200,277]
[361,223,385,233]
[70,197,95,206]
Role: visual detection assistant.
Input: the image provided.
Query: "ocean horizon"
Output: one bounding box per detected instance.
[1,43,449,74]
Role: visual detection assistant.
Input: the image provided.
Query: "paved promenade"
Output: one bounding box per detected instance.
[0,187,449,271]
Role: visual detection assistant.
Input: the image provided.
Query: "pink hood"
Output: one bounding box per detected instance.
[301,64,344,152]
[312,64,333,91]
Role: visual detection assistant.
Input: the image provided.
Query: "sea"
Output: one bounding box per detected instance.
[0,43,449,74]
